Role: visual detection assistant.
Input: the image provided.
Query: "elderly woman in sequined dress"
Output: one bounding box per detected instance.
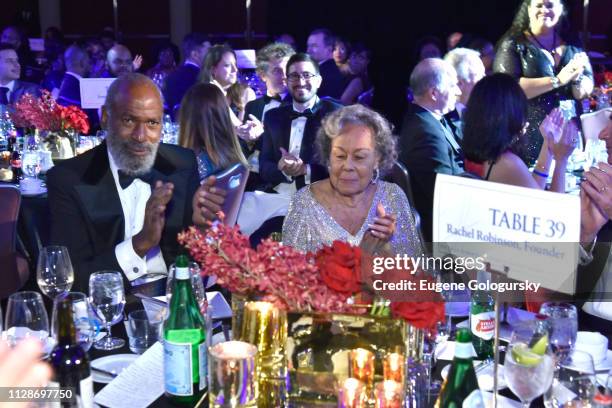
[493,0,593,166]
[282,105,422,256]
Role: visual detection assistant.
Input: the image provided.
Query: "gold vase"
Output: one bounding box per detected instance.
[239,301,288,380]
[286,312,417,406]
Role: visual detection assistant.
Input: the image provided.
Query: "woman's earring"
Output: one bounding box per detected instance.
[371,168,380,184]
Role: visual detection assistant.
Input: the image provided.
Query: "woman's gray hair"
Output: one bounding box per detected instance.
[316,104,398,175]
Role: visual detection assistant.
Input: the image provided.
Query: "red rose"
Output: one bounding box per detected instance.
[391,301,445,330]
[315,241,362,295]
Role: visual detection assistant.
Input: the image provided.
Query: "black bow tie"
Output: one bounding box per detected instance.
[118,170,154,189]
[263,94,282,104]
[289,108,314,120]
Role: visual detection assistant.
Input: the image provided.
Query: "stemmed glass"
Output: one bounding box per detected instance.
[539,302,578,367]
[21,148,41,184]
[4,291,50,347]
[89,271,126,350]
[504,321,555,407]
[37,246,74,300]
[51,292,100,352]
[544,350,597,407]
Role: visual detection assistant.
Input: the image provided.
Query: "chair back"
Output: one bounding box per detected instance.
[0,185,21,256]
[214,163,250,226]
[383,161,423,239]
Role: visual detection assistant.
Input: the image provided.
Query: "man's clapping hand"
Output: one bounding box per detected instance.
[192,176,227,226]
[133,181,173,257]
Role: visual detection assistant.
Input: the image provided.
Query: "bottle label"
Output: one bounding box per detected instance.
[471,311,495,340]
[462,389,485,408]
[198,342,207,391]
[164,340,193,396]
[455,341,477,359]
[175,266,190,280]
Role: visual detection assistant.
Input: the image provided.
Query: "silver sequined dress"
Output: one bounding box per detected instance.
[282,181,422,256]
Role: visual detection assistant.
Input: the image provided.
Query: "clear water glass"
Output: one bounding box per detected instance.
[504,322,555,407]
[51,292,100,352]
[21,149,41,181]
[37,246,74,300]
[539,302,578,366]
[89,271,126,350]
[4,291,50,347]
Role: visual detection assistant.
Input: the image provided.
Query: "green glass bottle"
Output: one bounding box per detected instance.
[163,255,207,405]
[49,295,94,408]
[435,328,484,408]
[469,289,495,360]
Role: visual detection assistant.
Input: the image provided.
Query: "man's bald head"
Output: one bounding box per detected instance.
[106,44,133,77]
[410,58,461,115]
[103,73,163,176]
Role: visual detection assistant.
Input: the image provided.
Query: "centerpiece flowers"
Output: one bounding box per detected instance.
[10,90,89,157]
[178,218,445,330]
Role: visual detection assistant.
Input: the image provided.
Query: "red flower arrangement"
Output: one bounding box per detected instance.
[178,221,445,330]
[10,90,89,134]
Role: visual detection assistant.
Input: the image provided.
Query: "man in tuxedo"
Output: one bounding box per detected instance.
[101,44,135,77]
[47,73,200,292]
[239,42,295,190]
[0,43,39,105]
[399,58,463,242]
[259,52,342,195]
[443,47,485,123]
[57,44,98,133]
[307,29,348,100]
[576,112,612,341]
[162,32,210,115]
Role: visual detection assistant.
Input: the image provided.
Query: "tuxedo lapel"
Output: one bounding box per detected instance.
[74,145,125,247]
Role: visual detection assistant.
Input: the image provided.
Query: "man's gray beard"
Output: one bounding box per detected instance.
[106,131,159,176]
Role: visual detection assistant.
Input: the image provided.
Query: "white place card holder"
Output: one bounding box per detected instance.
[433,174,580,294]
[581,108,612,143]
[28,38,44,52]
[235,49,256,69]
[79,78,116,109]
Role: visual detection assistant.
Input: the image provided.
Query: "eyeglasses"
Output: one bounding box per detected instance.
[287,72,318,82]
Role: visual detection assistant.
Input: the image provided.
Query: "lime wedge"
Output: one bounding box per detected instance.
[511,343,543,366]
[530,334,548,356]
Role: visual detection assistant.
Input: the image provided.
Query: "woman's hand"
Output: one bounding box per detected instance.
[582,162,612,219]
[557,54,587,85]
[550,119,579,162]
[368,203,396,241]
[539,108,564,150]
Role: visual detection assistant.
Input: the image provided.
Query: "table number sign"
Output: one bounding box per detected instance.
[433,174,580,294]
[80,78,116,109]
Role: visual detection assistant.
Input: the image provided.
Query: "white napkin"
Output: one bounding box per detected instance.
[575,331,608,366]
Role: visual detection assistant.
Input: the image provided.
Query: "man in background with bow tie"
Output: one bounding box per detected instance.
[399,58,464,243]
[47,73,200,292]
[259,52,342,195]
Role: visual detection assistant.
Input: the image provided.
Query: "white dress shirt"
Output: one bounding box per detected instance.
[108,148,168,283]
[274,97,317,196]
[580,243,612,320]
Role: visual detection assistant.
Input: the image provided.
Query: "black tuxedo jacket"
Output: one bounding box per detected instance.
[318,59,349,100]
[162,63,200,113]
[241,95,292,156]
[259,98,342,190]
[575,222,612,305]
[47,142,200,292]
[9,80,40,103]
[399,103,464,242]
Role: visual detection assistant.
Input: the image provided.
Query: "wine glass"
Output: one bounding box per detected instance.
[37,246,75,300]
[544,350,597,407]
[539,302,578,366]
[4,291,50,348]
[504,321,555,407]
[89,271,126,350]
[21,149,41,181]
[51,292,100,352]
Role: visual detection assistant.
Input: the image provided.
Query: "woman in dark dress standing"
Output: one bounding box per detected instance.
[494,0,593,166]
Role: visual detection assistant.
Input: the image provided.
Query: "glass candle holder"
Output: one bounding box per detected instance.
[383,352,405,383]
[374,380,403,408]
[350,348,375,390]
[208,341,258,408]
[240,301,287,379]
[337,378,367,408]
